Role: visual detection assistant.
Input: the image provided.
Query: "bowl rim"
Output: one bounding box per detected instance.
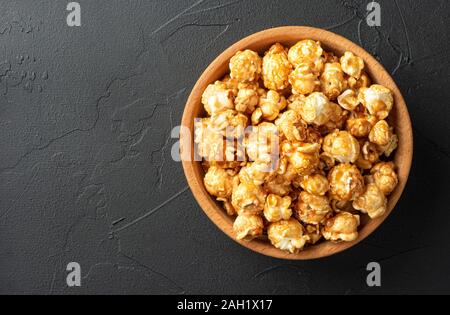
[181,26,413,260]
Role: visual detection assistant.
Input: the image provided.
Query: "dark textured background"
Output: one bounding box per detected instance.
[0,0,449,295]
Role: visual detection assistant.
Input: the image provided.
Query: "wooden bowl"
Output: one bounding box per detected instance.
[181,26,413,260]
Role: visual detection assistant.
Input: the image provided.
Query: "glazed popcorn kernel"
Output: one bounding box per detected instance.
[288,39,324,71]
[268,218,308,253]
[204,166,238,199]
[235,88,259,114]
[305,224,322,245]
[347,72,371,90]
[259,90,287,121]
[338,89,360,111]
[231,182,267,215]
[371,162,399,195]
[201,82,235,115]
[340,51,365,79]
[239,160,273,186]
[289,63,320,95]
[368,120,391,146]
[300,174,330,196]
[359,84,394,120]
[353,183,387,219]
[322,212,360,242]
[245,122,279,162]
[323,130,360,163]
[233,213,264,240]
[300,92,334,126]
[320,62,347,100]
[262,43,292,91]
[263,194,293,222]
[346,113,377,138]
[328,163,365,201]
[229,49,262,83]
[295,191,332,225]
[198,41,400,253]
[275,109,306,142]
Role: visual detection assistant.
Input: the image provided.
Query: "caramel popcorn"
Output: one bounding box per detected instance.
[275,109,306,142]
[198,42,400,253]
[204,166,238,199]
[346,113,377,138]
[323,130,360,163]
[338,89,360,111]
[263,194,293,222]
[371,162,398,195]
[259,90,287,121]
[322,212,360,242]
[353,183,387,219]
[300,92,333,126]
[328,163,365,201]
[262,43,292,91]
[359,84,394,120]
[201,82,235,115]
[369,120,392,146]
[233,213,264,240]
[229,49,262,83]
[294,191,332,225]
[289,63,320,95]
[231,182,266,215]
[300,174,329,196]
[267,219,308,253]
[340,51,364,79]
[288,39,324,72]
[320,62,346,100]
[235,88,259,114]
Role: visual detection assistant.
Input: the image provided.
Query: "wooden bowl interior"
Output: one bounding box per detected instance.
[181,27,412,260]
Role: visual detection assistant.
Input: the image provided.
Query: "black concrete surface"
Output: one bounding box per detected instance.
[0,0,449,294]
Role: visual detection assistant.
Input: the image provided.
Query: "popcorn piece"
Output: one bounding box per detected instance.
[282,141,321,176]
[371,162,398,195]
[263,173,292,196]
[320,62,346,100]
[239,160,273,186]
[304,224,322,245]
[235,88,259,114]
[377,133,398,157]
[369,120,392,146]
[262,43,292,91]
[322,212,360,242]
[201,82,235,115]
[337,89,360,111]
[294,191,332,225]
[263,194,293,222]
[300,92,333,126]
[259,90,287,121]
[346,113,377,138]
[347,73,371,90]
[353,183,387,219]
[229,49,262,83]
[251,107,263,125]
[340,51,364,79]
[359,84,394,120]
[361,141,380,164]
[289,63,320,95]
[233,213,264,240]
[209,109,248,138]
[204,166,238,199]
[288,40,324,72]
[328,163,365,201]
[275,109,306,142]
[231,182,267,215]
[245,122,279,162]
[323,130,360,163]
[300,174,329,196]
[267,219,308,253]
